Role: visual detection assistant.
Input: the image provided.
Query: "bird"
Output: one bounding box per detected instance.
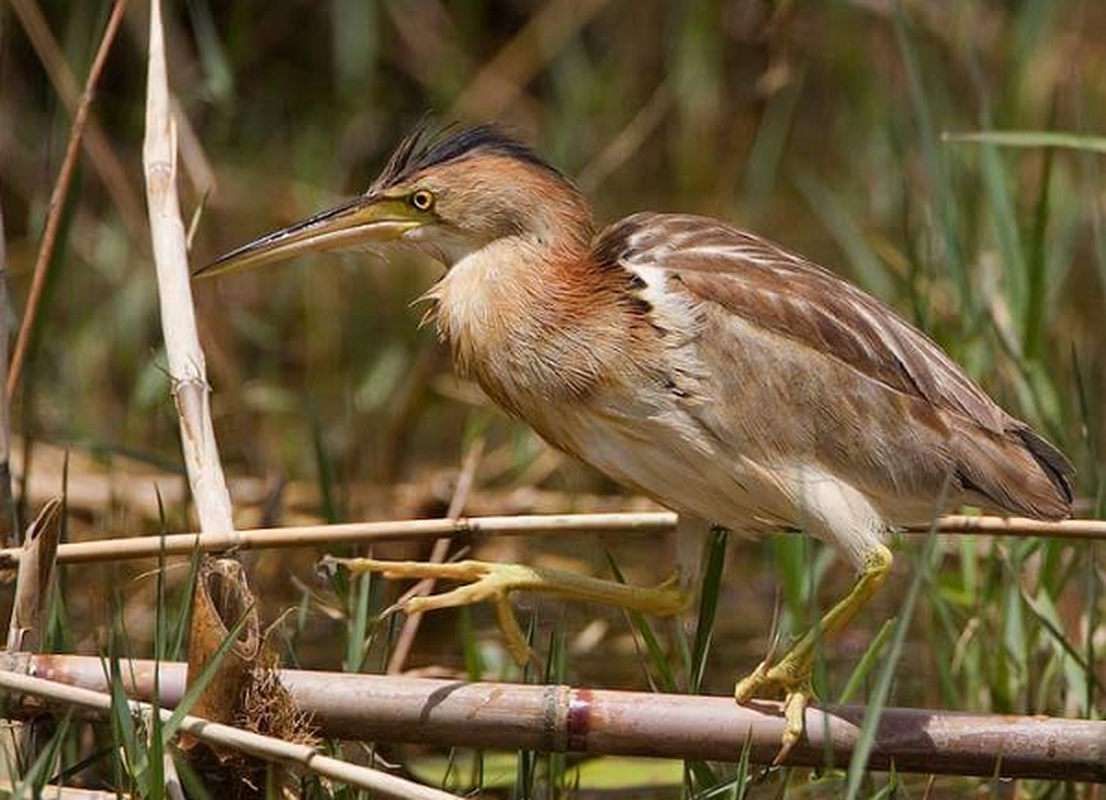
[196,122,1074,759]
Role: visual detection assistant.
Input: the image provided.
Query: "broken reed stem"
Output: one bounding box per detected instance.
[0,512,1103,570]
[0,669,459,800]
[10,655,1106,783]
[0,498,62,784]
[6,0,129,403]
[143,0,234,535]
[5,498,62,653]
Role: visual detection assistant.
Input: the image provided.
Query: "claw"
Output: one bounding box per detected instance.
[733,658,773,703]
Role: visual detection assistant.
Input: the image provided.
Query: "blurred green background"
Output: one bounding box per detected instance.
[1,1,1104,796]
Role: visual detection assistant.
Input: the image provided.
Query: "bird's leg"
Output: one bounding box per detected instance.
[324,557,688,665]
[733,543,893,763]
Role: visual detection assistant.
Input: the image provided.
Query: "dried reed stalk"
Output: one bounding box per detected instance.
[0,668,459,800]
[0,511,1103,570]
[10,655,1105,783]
[6,0,130,402]
[143,0,233,535]
[143,0,264,772]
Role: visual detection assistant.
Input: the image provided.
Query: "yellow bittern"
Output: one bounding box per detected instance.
[198,123,1073,757]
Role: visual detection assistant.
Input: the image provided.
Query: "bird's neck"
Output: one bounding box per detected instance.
[427,233,644,414]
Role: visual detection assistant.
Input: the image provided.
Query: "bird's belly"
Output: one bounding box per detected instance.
[530,395,791,534]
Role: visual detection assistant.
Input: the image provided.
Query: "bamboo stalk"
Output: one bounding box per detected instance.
[0,668,459,800]
[9,655,1105,783]
[0,511,1103,570]
[7,0,130,402]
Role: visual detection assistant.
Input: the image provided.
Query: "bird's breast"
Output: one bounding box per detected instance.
[430,240,671,412]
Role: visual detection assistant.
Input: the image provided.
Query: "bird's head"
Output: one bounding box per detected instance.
[195,123,592,278]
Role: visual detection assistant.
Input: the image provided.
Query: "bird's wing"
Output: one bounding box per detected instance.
[592,212,1073,519]
[597,213,1006,430]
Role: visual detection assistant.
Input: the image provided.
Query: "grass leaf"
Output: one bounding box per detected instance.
[844,532,939,800]
[942,130,1106,154]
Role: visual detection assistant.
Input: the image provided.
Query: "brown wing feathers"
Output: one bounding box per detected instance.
[595,213,1074,521]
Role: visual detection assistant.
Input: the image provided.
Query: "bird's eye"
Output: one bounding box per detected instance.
[411,190,434,211]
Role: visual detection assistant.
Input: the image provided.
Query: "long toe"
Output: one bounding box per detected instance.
[773,684,812,765]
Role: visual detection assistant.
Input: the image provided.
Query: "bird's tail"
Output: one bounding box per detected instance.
[953,422,1074,521]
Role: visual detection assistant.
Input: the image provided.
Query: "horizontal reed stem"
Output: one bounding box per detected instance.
[0,511,1102,569]
[5,654,1104,782]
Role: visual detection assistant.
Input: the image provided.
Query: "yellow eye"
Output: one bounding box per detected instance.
[411,190,434,211]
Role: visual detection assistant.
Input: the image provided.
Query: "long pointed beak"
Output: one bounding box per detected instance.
[194,194,422,278]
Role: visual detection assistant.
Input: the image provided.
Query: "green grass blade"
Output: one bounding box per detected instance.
[108,649,145,792]
[1003,556,1105,697]
[837,617,896,704]
[730,728,754,800]
[14,713,71,799]
[604,550,678,693]
[892,4,971,316]
[309,405,341,525]
[690,527,728,694]
[942,130,1106,154]
[844,532,939,800]
[1023,100,1059,360]
[964,41,1031,335]
[544,620,568,798]
[606,550,715,790]
[172,753,215,800]
[169,543,204,662]
[345,570,371,673]
[514,609,538,800]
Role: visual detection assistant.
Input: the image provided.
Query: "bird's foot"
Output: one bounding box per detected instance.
[734,653,814,765]
[323,556,687,666]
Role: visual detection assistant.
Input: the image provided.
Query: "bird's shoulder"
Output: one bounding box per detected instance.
[592,211,1010,434]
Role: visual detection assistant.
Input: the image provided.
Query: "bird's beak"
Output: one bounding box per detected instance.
[194,194,423,278]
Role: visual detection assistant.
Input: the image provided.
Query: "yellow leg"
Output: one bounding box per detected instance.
[324,557,688,665]
[734,543,893,763]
